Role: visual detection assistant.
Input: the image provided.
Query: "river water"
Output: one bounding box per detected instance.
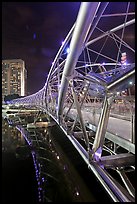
[2,118,98,202]
[2,117,134,202]
[2,120,103,203]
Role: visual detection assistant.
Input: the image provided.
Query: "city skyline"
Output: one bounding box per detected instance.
[2,59,27,101]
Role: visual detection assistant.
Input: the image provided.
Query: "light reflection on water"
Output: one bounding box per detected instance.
[2,119,37,203]
[2,119,25,153]
[2,114,135,202]
[2,118,96,202]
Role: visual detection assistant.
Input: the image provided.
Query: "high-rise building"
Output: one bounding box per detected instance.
[2,59,27,102]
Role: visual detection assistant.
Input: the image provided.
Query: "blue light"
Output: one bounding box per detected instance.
[33,33,36,40]
[6,101,10,104]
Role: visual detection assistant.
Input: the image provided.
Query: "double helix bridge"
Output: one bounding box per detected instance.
[3,2,135,202]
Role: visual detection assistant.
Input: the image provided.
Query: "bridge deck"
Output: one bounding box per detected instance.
[65,108,135,154]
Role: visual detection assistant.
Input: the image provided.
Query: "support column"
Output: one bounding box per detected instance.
[131,113,135,144]
[71,80,90,151]
[92,95,113,160]
[57,2,100,121]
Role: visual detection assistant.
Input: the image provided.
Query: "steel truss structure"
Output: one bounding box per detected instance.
[7,2,135,202]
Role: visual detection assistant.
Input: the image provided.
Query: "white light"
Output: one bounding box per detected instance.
[57,155,59,160]
[123,62,127,65]
[121,52,126,56]
[62,41,65,45]
[66,47,70,54]
[76,191,79,196]
[129,81,133,85]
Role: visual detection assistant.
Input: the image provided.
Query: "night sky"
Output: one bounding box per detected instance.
[2,2,81,94]
[2,2,135,95]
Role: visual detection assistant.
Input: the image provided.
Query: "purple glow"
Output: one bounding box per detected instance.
[6,101,10,104]
[16,126,44,202]
[31,151,43,202]
[33,33,36,39]
[93,147,102,162]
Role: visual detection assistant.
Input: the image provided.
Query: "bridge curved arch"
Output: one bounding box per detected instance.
[8,1,135,156]
[6,3,135,201]
[9,2,135,114]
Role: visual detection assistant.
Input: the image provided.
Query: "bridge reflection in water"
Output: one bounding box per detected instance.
[16,124,97,202]
[2,114,135,202]
[3,2,135,202]
[2,118,100,202]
